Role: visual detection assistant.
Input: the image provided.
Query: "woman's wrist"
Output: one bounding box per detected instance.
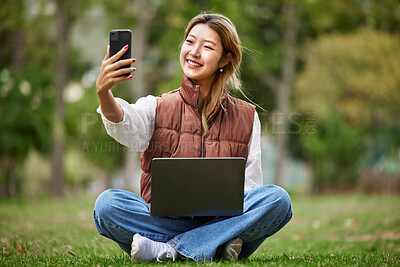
[97,89,124,123]
[97,86,107,96]
[97,87,113,99]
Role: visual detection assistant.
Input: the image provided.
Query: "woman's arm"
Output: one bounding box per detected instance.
[97,96,156,152]
[245,110,263,191]
[96,45,135,123]
[95,45,156,152]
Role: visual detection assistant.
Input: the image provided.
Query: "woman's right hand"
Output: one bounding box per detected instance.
[96,45,136,95]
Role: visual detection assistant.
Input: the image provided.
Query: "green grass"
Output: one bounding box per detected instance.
[0,193,399,266]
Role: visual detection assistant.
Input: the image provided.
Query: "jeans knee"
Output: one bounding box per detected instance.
[272,185,293,219]
[257,185,292,218]
[94,189,118,220]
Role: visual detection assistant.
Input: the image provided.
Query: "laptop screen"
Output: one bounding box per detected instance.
[150,157,245,217]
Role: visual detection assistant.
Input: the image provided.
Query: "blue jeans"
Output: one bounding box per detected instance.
[93,185,292,262]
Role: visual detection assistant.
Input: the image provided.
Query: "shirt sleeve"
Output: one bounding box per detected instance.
[244,110,263,191]
[96,95,156,152]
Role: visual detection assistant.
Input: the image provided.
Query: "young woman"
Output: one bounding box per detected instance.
[93,13,292,263]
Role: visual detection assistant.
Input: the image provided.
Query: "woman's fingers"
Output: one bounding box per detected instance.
[107,45,129,64]
[99,66,135,88]
[108,58,136,71]
[103,45,110,61]
[97,45,136,94]
[97,71,132,94]
[100,46,110,69]
[113,67,136,77]
[109,74,133,85]
[105,66,135,80]
[103,61,135,77]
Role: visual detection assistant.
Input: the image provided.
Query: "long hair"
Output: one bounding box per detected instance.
[182,13,243,135]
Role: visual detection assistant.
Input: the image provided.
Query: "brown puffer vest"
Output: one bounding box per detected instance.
[140,75,255,203]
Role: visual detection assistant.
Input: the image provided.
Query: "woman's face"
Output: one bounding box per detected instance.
[180,23,225,86]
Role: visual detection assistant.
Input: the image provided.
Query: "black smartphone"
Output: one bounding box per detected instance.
[109,29,132,76]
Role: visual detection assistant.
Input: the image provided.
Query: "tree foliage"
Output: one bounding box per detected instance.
[294,28,400,192]
[295,28,400,126]
[0,0,55,196]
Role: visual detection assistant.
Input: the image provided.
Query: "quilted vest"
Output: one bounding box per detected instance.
[140,75,255,203]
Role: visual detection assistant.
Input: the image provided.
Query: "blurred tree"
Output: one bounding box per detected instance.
[294,28,400,192]
[274,0,300,185]
[295,28,400,127]
[64,85,125,190]
[51,0,91,196]
[0,0,54,197]
[301,114,365,193]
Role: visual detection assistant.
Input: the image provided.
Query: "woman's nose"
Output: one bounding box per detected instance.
[189,45,200,57]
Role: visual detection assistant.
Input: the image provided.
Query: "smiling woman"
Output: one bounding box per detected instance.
[180,24,231,133]
[180,15,240,134]
[93,12,292,263]
[181,24,223,92]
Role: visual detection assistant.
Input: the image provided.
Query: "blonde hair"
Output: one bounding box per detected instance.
[183,13,243,135]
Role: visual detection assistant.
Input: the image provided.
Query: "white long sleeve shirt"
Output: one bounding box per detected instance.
[97,95,263,191]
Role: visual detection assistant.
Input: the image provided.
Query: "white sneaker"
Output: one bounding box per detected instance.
[131,234,178,262]
[221,238,243,260]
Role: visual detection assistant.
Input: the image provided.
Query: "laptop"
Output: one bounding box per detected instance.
[150,157,245,217]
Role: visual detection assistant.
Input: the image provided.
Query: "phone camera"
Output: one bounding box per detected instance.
[110,31,119,41]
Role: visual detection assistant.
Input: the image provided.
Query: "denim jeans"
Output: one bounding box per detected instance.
[93,185,292,262]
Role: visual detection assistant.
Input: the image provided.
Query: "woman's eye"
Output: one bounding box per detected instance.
[205,46,214,50]
[186,39,193,44]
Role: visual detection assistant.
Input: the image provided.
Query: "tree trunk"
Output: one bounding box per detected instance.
[5,156,17,198]
[130,0,156,98]
[274,0,299,185]
[12,30,24,72]
[51,0,71,196]
[123,0,157,192]
[6,0,24,197]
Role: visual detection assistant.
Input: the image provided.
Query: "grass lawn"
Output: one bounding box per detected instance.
[0,192,399,266]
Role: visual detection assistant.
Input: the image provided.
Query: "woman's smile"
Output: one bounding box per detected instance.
[187,59,203,68]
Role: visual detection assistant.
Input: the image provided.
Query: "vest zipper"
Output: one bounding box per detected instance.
[199,112,206,157]
[201,135,205,157]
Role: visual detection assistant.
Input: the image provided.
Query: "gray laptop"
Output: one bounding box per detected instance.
[150,157,245,217]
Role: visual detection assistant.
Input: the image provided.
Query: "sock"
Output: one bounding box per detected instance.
[221,238,243,260]
[131,233,178,262]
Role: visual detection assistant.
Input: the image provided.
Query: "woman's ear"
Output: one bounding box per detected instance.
[219,52,232,68]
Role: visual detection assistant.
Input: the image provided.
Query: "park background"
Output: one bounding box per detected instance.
[1,0,400,265]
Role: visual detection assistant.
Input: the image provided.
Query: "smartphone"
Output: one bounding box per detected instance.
[109,29,132,76]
